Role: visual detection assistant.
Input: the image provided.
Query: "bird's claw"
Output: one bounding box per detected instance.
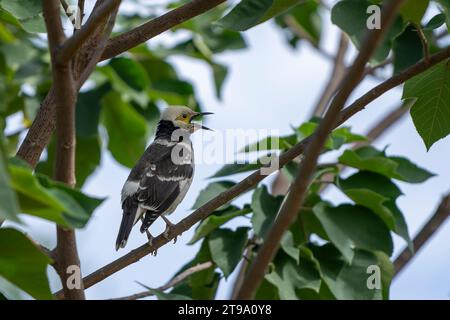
[145,229,154,247]
[162,216,176,242]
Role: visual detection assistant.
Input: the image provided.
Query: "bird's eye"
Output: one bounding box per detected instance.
[182,114,187,119]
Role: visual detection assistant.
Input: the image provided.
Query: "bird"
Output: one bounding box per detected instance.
[115,106,213,251]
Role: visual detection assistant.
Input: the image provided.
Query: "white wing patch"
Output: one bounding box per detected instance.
[121,180,139,203]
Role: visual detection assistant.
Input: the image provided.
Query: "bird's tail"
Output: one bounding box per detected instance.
[115,198,139,251]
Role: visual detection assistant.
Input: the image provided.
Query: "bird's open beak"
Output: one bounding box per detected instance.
[190,112,214,131]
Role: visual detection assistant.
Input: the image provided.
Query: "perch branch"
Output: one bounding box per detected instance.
[393,193,450,277]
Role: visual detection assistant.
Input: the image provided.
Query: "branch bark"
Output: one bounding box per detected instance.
[58,0,120,64]
[236,0,405,300]
[16,0,227,168]
[43,0,85,300]
[52,43,450,296]
[113,261,214,300]
[393,193,450,277]
[101,0,226,60]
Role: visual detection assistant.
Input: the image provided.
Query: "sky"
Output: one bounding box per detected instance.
[5,1,450,300]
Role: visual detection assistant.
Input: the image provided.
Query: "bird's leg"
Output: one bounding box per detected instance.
[161,215,177,243]
[141,216,155,250]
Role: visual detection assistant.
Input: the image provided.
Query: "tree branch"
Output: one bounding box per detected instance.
[52,43,450,296]
[112,261,214,300]
[43,0,85,300]
[236,0,405,300]
[101,0,226,60]
[393,193,450,277]
[310,32,349,117]
[57,0,120,64]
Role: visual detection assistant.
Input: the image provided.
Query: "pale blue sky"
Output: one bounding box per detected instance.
[5,1,450,300]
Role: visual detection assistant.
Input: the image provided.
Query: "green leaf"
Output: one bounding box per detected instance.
[403,61,450,150]
[0,1,44,33]
[209,162,261,178]
[0,131,20,222]
[336,171,413,250]
[254,279,279,299]
[192,181,236,210]
[208,227,248,278]
[100,66,148,107]
[20,14,45,33]
[375,251,395,299]
[399,0,429,24]
[251,185,283,238]
[334,249,383,300]
[423,13,447,30]
[0,228,52,300]
[110,57,150,92]
[0,0,41,20]
[331,0,404,63]
[188,206,251,244]
[297,122,366,151]
[338,146,434,183]
[212,62,228,99]
[75,136,101,188]
[76,84,110,138]
[217,0,304,31]
[385,200,413,253]
[36,135,101,188]
[437,0,450,30]
[393,25,423,74]
[336,171,402,229]
[280,230,300,264]
[275,1,322,48]
[188,240,220,299]
[313,203,393,263]
[241,134,297,153]
[10,160,103,228]
[101,91,148,168]
[266,251,321,299]
[310,244,385,300]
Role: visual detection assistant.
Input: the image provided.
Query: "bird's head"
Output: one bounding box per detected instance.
[161,106,213,133]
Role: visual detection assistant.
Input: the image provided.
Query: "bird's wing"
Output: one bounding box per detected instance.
[135,141,194,214]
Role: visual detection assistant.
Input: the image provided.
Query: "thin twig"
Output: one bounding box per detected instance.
[52,44,450,297]
[101,0,226,60]
[416,24,430,63]
[310,32,349,117]
[363,57,393,79]
[393,193,450,277]
[78,0,85,26]
[236,0,405,300]
[112,261,214,300]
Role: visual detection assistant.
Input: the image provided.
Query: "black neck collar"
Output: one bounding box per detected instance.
[155,120,178,140]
